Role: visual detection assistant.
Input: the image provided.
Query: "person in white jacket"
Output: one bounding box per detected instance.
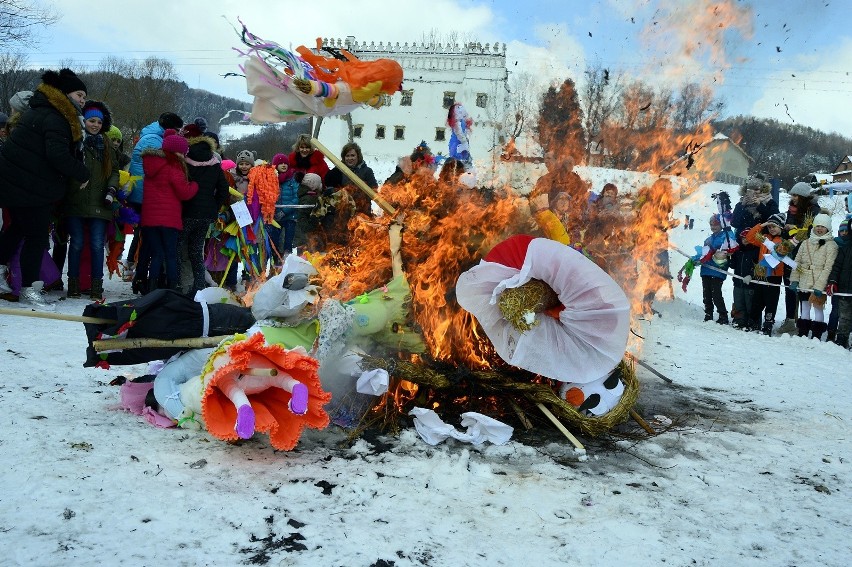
[790,213,839,339]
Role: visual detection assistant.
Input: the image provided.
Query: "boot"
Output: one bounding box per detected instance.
[89,279,104,301]
[797,319,812,337]
[810,321,827,341]
[704,313,713,322]
[0,264,12,294]
[834,334,850,349]
[761,315,775,336]
[827,329,837,343]
[777,318,797,335]
[716,312,729,325]
[20,281,55,311]
[66,277,81,298]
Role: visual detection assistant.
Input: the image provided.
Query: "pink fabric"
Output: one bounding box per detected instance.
[140,154,198,229]
[119,381,175,429]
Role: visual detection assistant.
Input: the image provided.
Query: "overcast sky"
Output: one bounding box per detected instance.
[19,0,852,135]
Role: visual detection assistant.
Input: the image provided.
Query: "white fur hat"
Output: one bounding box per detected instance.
[812,213,832,231]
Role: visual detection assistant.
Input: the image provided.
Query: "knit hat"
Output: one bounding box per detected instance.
[193,117,208,132]
[181,123,203,139]
[221,159,236,171]
[106,125,122,142]
[9,90,32,113]
[206,131,219,148]
[271,153,289,167]
[236,150,255,165]
[709,214,722,225]
[812,213,832,231]
[83,107,104,121]
[789,182,812,197]
[766,213,786,228]
[161,133,189,155]
[158,112,184,130]
[838,219,849,234]
[41,68,87,94]
[744,176,765,191]
[301,173,322,192]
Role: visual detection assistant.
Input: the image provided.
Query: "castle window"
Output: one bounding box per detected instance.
[353,124,363,138]
[400,90,413,106]
[394,126,405,140]
[435,128,446,142]
[476,93,488,108]
[442,91,455,109]
[376,125,385,139]
[379,94,392,107]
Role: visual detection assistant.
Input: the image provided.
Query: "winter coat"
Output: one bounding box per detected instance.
[325,161,377,216]
[140,150,198,230]
[745,225,786,278]
[828,232,852,293]
[732,192,778,248]
[288,149,329,180]
[791,234,839,293]
[183,137,229,220]
[697,228,736,279]
[62,135,120,221]
[274,177,300,223]
[128,121,165,204]
[0,83,89,207]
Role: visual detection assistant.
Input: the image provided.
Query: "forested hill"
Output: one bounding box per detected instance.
[0,64,250,142]
[713,115,852,187]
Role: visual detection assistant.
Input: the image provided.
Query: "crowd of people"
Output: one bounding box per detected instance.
[0,69,457,312]
[688,178,852,349]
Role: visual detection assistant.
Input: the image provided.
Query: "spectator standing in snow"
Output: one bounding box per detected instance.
[0,69,89,310]
[826,219,849,342]
[730,177,778,329]
[826,218,852,349]
[743,213,787,335]
[694,214,736,324]
[789,213,838,340]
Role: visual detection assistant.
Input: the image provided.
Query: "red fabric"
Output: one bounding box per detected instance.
[288,150,329,180]
[484,234,535,269]
[140,155,198,229]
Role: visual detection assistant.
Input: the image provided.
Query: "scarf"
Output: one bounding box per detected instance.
[84,132,105,162]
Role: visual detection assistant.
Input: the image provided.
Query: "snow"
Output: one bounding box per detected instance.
[1,177,850,566]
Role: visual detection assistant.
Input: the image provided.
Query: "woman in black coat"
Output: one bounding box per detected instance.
[0,69,90,309]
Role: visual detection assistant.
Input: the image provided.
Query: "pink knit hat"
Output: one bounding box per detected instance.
[271,153,289,167]
[161,134,189,155]
[221,159,236,171]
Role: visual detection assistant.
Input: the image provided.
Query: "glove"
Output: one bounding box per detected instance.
[742,275,752,285]
[826,282,838,296]
[789,281,799,291]
[812,289,823,298]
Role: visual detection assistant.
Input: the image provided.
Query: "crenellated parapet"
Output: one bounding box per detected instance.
[320,36,506,57]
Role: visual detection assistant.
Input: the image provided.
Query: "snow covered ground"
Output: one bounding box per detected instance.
[0,179,850,566]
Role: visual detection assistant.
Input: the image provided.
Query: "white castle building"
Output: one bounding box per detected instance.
[314,36,509,182]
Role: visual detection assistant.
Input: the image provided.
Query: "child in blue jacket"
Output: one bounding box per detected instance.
[694,213,736,324]
[268,153,300,267]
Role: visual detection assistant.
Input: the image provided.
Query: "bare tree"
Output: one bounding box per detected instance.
[502,71,541,145]
[0,51,31,113]
[580,63,623,162]
[671,82,725,132]
[0,0,59,47]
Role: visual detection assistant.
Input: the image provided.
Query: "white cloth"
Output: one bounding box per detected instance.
[455,238,630,384]
[251,255,319,320]
[355,369,389,396]
[409,407,513,446]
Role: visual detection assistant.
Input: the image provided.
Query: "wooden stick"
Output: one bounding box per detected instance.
[93,335,232,352]
[310,137,398,216]
[508,399,533,430]
[536,402,585,451]
[626,353,674,384]
[629,409,656,435]
[243,368,278,377]
[0,307,116,325]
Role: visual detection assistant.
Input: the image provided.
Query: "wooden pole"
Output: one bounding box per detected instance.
[629,409,656,435]
[93,335,231,352]
[0,307,116,325]
[310,137,398,216]
[626,353,674,384]
[536,402,585,452]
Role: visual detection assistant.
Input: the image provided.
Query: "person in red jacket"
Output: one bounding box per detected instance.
[288,133,329,181]
[140,133,198,292]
